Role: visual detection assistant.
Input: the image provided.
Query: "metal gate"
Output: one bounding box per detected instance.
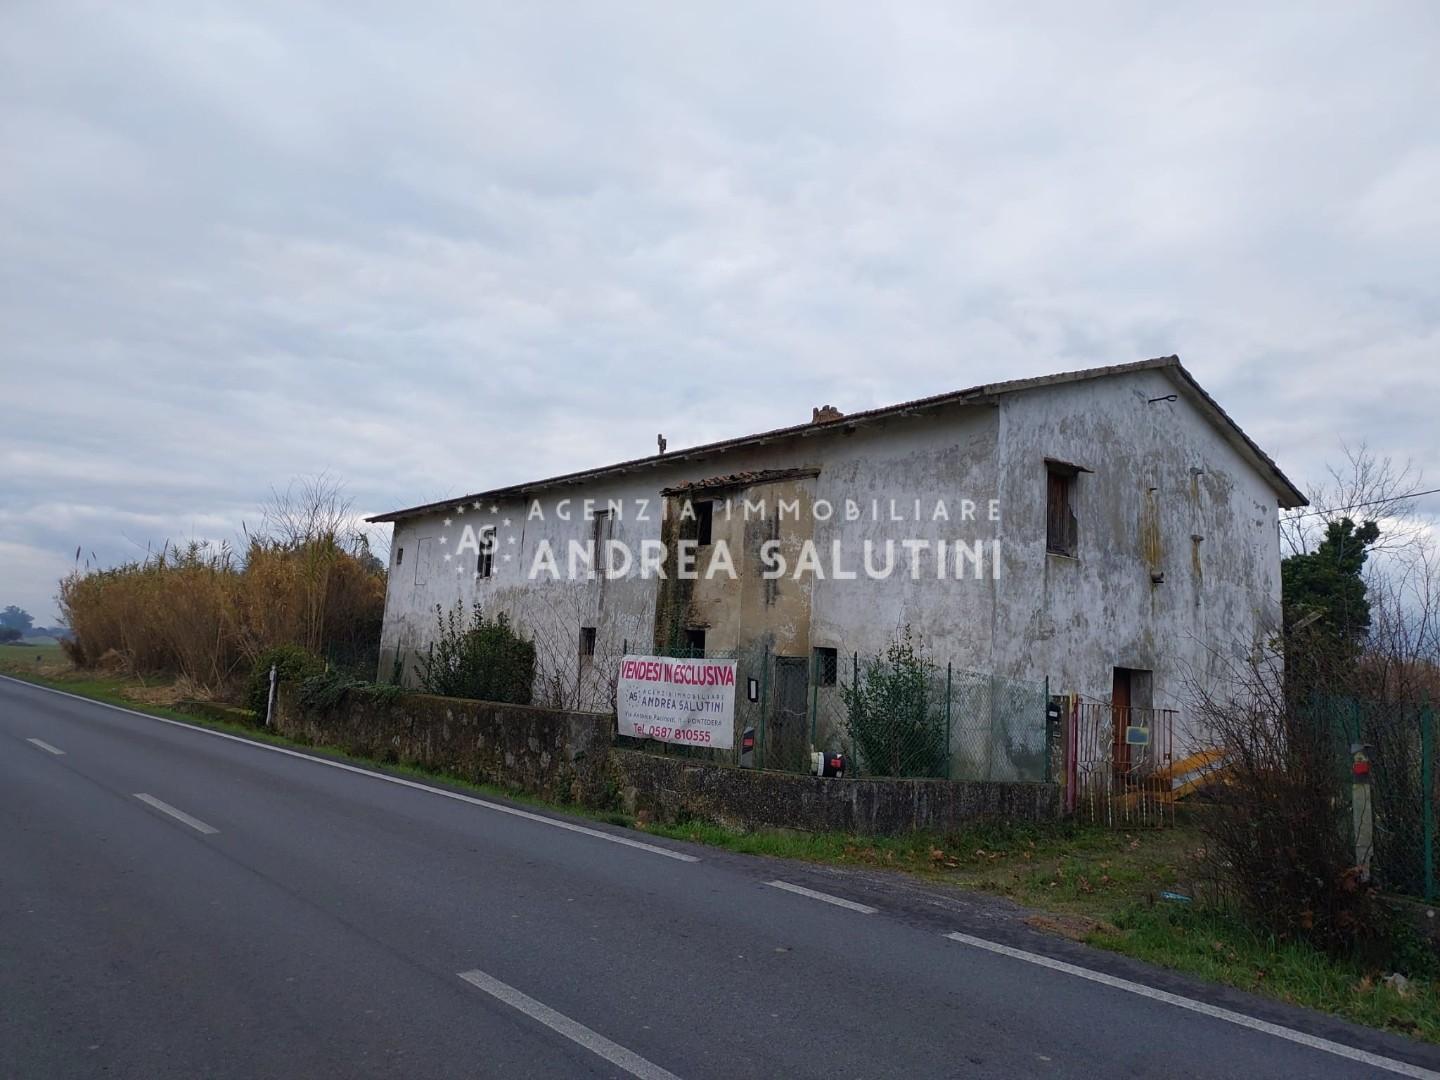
[1067,698,1176,826]
[769,656,811,772]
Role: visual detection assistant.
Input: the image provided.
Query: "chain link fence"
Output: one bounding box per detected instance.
[380,632,1052,783]
[808,651,1050,781]
[323,641,384,681]
[604,642,1048,780]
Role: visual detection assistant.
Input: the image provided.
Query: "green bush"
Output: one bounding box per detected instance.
[295,669,403,713]
[414,601,535,704]
[245,644,325,721]
[841,626,948,777]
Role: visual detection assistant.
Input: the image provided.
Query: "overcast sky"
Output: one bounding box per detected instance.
[3,2,1438,624]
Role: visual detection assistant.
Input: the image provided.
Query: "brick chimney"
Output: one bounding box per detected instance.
[811,405,844,424]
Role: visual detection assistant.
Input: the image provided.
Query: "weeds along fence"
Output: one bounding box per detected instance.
[1320,695,1437,902]
[808,653,1050,782]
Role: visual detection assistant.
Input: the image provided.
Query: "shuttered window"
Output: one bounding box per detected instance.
[1046,464,1078,556]
[476,526,496,579]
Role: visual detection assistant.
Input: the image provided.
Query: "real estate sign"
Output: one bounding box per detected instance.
[616,655,737,750]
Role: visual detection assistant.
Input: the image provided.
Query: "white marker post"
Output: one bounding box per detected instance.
[1351,742,1373,882]
[266,663,278,727]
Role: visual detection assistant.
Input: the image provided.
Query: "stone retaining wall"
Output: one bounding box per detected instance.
[612,749,1057,834]
[274,688,614,806]
[276,689,1058,833]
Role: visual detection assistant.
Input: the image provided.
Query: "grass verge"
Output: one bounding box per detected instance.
[0,657,633,830]
[1106,904,1439,1042]
[6,654,1436,1043]
[647,805,1440,1043]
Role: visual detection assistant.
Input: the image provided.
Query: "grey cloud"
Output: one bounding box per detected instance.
[2,1,1437,623]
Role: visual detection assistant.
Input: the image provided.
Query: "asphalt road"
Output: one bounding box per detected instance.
[3,675,1438,1080]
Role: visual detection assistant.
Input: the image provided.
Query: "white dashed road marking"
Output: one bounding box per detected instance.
[133,793,219,836]
[944,931,1440,1079]
[767,880,877,914]
[458,969,683,1080]
[0,676,696,863]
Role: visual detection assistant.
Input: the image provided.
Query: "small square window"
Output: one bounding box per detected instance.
[813,646,838,686]
[579,626,597,659]
[684,627,706,656]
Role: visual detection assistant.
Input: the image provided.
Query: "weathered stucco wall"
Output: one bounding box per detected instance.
[806,405,1001,666]
[378,489,657,707]
[378,406,1004,715]
[990,368,1285,750]
[614,749,1057,834]
[375,364,1292,759]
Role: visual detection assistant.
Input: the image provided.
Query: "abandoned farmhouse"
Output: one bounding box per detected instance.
[370,356,1306,769]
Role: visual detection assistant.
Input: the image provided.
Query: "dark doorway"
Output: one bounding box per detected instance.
[771,656,810,771]
[1111,667,1132,778]
[1111,666,1154,780]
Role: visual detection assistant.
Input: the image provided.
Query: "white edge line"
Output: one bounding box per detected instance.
[26,737,65,755]
[767,879,877,914]
[133,793,219,835]
[458,969,682,1080]
[0,675,698,863]
[943,931,1440,1079]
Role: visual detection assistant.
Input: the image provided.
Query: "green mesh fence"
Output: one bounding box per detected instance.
[323,641,383,681]
[605,643,1048,780]
[809,652,1049,781]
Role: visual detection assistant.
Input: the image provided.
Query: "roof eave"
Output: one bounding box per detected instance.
[1161,364,1308,508]
[367,354,1309,522]
[367,389,990,523]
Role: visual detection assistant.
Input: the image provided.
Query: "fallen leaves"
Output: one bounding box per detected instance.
[927,847,961,869]
[1026,913,1119,941]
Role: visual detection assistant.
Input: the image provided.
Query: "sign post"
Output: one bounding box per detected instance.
[617,655,737,750]
[1351,742,1373,883]
[266,663,278,727]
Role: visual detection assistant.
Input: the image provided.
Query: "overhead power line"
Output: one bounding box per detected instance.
[1287,486,1440,521]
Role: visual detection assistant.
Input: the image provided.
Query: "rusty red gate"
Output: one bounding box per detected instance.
[1064,698,1176,826]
